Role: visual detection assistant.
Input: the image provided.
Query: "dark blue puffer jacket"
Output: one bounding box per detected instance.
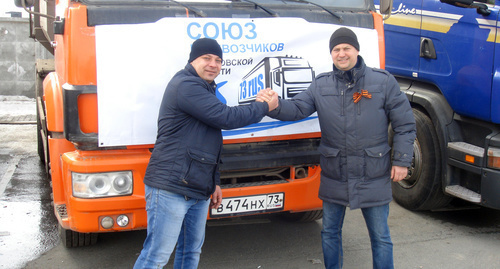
[144,63,269,200]
[268,56,416,209]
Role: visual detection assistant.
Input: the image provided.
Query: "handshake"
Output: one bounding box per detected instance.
[256,88,279,112]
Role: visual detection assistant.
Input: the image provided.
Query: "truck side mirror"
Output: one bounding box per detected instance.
[379,0,393,17]
[14,0,35,8]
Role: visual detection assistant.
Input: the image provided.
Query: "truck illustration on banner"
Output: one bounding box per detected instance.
[238,56,315,104]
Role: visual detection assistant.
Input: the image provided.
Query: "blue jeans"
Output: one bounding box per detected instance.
[134,185,210,269]
[321,201,394,269]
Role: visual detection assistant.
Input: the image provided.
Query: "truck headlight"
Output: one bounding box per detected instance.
[72,171,133,198]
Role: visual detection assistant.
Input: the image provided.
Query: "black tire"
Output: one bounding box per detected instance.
[390,109,452,210]
[59,224,98,248]
[36,98,51,178]
[35,67,50,177]
[36,100,47,165]
[280,210,323,222]
[35,73,46,164]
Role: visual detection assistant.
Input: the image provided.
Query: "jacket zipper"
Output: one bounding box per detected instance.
[340,90,345,116]
[351,69,361,115]
[345,82,354,117]
[357,92,361,115]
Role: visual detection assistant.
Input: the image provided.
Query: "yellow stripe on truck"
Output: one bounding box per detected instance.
[385,8,500,43]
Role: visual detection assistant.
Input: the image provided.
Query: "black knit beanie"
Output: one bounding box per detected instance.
[188,38,223,63]
[329,27,360,52]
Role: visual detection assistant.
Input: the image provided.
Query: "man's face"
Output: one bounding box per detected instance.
[190,54,222,83]
[331,43,359,71]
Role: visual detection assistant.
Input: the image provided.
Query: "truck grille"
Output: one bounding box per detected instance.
[220,179,289,189]
[55,204,68,219]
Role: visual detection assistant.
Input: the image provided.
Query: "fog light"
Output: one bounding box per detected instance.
[116,215,129,227]
[101,216,114,229]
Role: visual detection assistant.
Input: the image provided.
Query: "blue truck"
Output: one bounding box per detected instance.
[375,0,500,210]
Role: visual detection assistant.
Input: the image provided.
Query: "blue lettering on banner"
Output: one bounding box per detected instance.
[240,81,247,99]
[239,74,264,101]
[203,22,219,39]
[187,22,257,40]
[222,43,284,53]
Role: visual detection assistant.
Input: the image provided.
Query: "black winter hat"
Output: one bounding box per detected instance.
[188,38,223,63]
[329,27,360,52]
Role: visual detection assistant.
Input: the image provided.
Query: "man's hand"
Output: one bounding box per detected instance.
[256,88,279,111]
[256,88,271,102]
[210,185,222,209]
[391,166,408,182]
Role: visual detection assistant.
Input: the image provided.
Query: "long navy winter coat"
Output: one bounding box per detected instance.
[268,56,416,209]
[144,63,269,200]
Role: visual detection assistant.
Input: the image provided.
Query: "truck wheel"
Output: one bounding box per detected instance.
[36,97,51,178]
[390,109,452,210]
[280,210,323,222]
[36,107,45,164]
[35,67,50,177]
[35,75,45,164]
[59,224,98,247]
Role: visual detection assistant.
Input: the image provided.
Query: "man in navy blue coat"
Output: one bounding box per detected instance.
[134,38,278,269]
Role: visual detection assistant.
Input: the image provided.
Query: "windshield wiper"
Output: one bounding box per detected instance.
[283,0,343,22]
[232,0,279,17]
[168,0,207,17]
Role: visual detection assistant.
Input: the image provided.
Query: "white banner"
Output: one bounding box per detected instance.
[95,18,379,147]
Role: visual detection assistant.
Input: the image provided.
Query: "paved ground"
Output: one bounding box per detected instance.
[2,95,500,269]
[0,95,36,124]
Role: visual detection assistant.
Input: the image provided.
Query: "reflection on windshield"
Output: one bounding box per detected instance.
[294,0,366,8]
[82,0,368,9]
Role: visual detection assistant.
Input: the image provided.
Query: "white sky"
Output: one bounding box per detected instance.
[0,1,28,18]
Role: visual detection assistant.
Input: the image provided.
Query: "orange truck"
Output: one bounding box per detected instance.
[15,0,392,247]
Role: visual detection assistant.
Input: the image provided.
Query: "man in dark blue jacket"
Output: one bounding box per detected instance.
[258,28,416,269]
[134,38,278,269]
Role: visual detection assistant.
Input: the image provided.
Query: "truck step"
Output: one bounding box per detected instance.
[445,185,481,203]
[448,142,484,156]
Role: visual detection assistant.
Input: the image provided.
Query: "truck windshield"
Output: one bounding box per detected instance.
[81,0,368,9]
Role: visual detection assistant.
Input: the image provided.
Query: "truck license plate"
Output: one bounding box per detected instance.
[210,193,284,217]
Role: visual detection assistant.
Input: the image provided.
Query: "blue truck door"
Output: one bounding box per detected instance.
[381,0,423,78]
[419,0,497,121]
[491,3,500,124]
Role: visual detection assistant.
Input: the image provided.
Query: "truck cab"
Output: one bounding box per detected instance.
[376,0,500,210]
[17,0,393,247]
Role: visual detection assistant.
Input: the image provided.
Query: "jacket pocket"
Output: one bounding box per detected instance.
[180,148,218,192]
[364,144,391,180]
[319,146,344,181]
